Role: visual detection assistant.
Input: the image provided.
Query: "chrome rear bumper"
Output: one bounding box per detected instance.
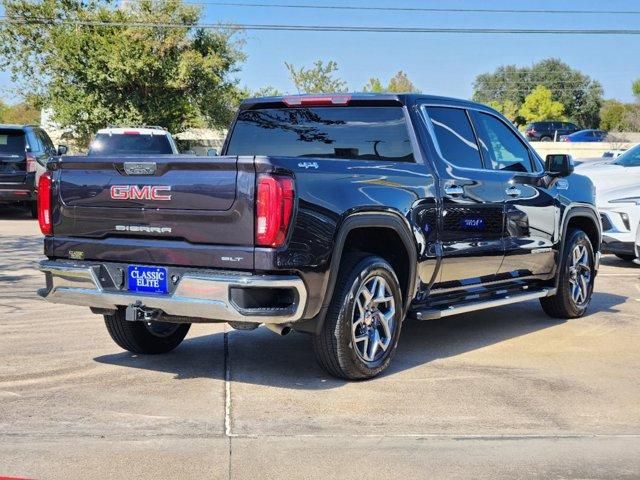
[38,260,307,324]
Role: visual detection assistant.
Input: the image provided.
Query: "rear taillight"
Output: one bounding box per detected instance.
[26,152,37,173]
[255,175,294,247]
[38,172,53,236]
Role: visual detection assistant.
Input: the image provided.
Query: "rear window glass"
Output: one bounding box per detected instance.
[0,130,26,156]
[226,107,414,162]
[88,133,172,155]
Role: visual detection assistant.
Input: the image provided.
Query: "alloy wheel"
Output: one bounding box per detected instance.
[568,244,592,306]
[351,275,396,363]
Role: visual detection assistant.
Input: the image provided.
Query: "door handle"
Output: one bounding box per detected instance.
[505,186,522,197]
[444,185,464,196]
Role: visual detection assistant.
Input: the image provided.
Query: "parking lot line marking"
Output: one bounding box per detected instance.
[224,329,232,438]
[599,274,640,278]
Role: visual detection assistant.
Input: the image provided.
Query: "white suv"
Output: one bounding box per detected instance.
[577,144,640,262]
[88,127,179,155]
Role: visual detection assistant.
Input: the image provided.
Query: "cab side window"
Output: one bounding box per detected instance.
[472,112,536,173]
[424,106,482,169]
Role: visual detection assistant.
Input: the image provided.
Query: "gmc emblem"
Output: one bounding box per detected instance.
[110,185,172,201]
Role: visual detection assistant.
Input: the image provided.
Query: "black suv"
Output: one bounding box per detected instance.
[524,121,580,142]
[0,125,65,217]
[37,94,601,380]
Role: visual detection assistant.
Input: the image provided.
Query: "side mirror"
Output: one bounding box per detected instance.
[545,154,574,177]
[57,145,68,155]
[207,148,218,157]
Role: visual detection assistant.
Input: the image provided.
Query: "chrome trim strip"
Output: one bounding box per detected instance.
[38,260,307,324]
[414,288,555,321]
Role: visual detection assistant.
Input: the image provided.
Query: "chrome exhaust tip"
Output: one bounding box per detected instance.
[264,323,292,336]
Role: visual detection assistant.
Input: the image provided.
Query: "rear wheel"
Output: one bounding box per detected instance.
[540,136,553,142]
[104,309,191,354]
[313,254,403,380]
[540,229,595,319]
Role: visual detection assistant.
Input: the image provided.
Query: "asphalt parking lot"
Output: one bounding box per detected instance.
[1,205,639,479]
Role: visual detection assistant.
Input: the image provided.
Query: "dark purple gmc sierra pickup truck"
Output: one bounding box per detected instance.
[37,94,601,379]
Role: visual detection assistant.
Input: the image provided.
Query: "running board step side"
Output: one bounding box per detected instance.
[411,288,557,321]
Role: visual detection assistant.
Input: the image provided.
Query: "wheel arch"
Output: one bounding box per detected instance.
[296,211,418,334]
[555,204,602,289]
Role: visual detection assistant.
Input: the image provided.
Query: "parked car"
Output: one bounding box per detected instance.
[37,94,601,380]
[560,129,608,142]
[596,185,640,262]
[524,121,580,142]
[576,144,640,261]
[88,126,179,155]
[576,143,640,192]
[0,124,66,217]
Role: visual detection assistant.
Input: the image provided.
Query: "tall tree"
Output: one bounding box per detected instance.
[386,71,420,93]
[362,72,420,93]
[599,100,639,131]
[633,79,640,101]
[473,59,603,128]
[0,0,245,145]
[518,86,565,123]
[252,86,283,97]
[0,101,40,124]
[363,78,385,93]
[285,60,347,94]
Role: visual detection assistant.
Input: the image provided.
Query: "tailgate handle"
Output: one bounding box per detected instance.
[124,162,157,175]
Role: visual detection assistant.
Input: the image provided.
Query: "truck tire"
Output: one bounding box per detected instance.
[540,229,595,319]
[104,310,191,354]
[614,253,635,262]
[29,201,38,219]
[313,254,403,380]
[540,136,552,142]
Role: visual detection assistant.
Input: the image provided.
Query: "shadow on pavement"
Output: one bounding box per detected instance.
[0,205,34,220]
[93,291,627,388]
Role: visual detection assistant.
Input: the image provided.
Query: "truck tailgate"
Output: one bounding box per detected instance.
[48,155,256,268]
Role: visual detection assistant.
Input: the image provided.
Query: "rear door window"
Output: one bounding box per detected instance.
[423,106,482,169]
[89,133,173,155]
[226,106,414,162]
[0,129,26,156]
[471,112,536,173]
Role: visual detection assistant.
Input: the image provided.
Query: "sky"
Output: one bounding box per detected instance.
[1,0,639,104]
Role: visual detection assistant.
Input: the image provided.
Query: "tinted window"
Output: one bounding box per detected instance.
[88,133,173,155]
[425,107,482,169]
[473,112,534,173]
[0,129,26,156]
[37,129,55,152]
[614,144,640,167]
[226,107,414,162]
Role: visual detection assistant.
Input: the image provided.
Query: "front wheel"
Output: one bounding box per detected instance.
[104,310,191,354]
[540,229,595,319]
[313,254,403,380]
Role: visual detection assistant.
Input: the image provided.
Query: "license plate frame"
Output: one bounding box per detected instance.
[127,265,169,295]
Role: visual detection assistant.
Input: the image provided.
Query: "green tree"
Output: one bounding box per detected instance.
[1,102,40,124]
[488,99,520,123]
[0,99,7,121]
[363,78,385,93]
[285,60,347,94]
[473,58,603,128]
[362,72,420,93]
[633,79,640,101]
[518,86,565,123]
[386,70,420,93]
[0,0,245,145]
[599,100,637,131]
[252,86,283,97]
